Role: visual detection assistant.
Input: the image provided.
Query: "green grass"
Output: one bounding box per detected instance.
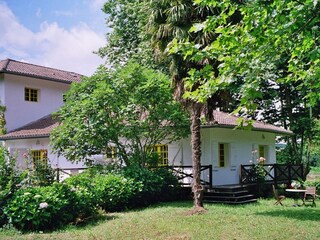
[1,199,320,240]
[310,167,320,174]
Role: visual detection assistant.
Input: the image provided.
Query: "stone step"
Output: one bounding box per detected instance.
[204,198,258,204]
[203,184,257,205]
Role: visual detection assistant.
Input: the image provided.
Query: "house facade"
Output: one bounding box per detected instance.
[166,111,292,186]
[0,59,293,185]
[0,59,85,173]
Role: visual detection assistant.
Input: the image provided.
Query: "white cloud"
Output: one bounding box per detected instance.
[0,2,106,76]
[53,10,74,17]
[90,0,105,11]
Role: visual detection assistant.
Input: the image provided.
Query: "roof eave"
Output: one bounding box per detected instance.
[0,134,50,141]
[200,124,293,136]
[0,70,78,84]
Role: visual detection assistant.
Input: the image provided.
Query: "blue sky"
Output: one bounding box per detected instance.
[0,0,108,75]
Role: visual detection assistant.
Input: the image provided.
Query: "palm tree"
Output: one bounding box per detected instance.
[148,0,218,209]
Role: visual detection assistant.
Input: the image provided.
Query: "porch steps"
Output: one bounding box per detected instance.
[203,185,257,204]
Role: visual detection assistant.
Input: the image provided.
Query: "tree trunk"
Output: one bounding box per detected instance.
[190,102,204,208]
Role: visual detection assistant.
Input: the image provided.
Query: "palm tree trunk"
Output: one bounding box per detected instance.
[190,102,204,208]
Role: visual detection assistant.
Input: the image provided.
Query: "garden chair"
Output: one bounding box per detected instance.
[272,185,285,206]
[303,186,318,207]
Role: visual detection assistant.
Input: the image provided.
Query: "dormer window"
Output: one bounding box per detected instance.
[25,88,39,102]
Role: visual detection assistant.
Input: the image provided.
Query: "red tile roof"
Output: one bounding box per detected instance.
[0,111,292,140]
[204,111,292,135]
[0,114,59,140]
[0,59,83,83]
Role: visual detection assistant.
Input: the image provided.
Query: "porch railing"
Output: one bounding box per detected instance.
[167,165,213,187]
[240,163,304,185]
[54,167,87,181]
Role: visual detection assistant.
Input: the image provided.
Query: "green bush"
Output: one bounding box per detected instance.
[64,172,101,214]
[304,180,320,195]
[94,174,140,212]
[122,165,180,207]
[0,147,25,227]
[65,171,141,212]
[153,167,181,202]
[4,182,95,232]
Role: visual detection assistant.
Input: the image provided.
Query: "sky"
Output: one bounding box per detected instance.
[0,0,109,76]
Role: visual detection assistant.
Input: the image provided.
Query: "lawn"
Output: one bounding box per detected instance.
[1,199,319,240]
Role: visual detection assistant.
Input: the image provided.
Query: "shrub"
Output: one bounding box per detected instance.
[0,147,25,227]
[64,172,101,214]
[21,151,56,187]
[94,174,140,212]
[65,171,140,212]
[304,180,320,195]
[153,167,181,202]
[4,182,95,232]
[122,165,180,207]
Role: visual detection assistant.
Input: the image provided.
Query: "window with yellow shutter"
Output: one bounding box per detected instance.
[31,149,48,167]
[150,144,168,166]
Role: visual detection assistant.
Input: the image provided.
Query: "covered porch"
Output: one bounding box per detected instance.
[169,163,304,187]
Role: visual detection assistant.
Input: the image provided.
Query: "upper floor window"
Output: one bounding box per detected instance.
[25,88,39,102]
[150,144,168,166]
[218,143,229,167]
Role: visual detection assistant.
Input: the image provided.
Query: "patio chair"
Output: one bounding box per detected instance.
[303,186,318,207]
[272,185,285,206]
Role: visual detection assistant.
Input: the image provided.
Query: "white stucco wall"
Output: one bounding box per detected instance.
[0,74,5,105]
[4,138,86,170]
[168,127,276,186]
[3,73,70,131]
[3,126,278,186]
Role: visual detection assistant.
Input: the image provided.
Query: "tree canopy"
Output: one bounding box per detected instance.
[170,0,320,165]
[50,61,189,167]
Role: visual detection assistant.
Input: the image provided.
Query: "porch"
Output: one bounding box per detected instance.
[170,163,304,204]
[168,163,304,187]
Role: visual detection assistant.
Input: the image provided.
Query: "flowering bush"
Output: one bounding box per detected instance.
[94,174,140,212]
[20,151,55,187]
[3,182,94,231]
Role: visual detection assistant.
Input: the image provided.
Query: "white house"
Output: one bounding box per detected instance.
[0,59,86,173]
[167,111,292,186]
[0,59,293,185]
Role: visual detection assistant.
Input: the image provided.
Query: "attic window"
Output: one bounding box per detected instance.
[25,88,39,102]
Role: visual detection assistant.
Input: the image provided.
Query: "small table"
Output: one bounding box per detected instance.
[285,189,307,206]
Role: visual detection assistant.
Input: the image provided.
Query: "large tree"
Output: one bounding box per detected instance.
[148,0,242,210]
[50,61,189,166]
[172,0,320,171]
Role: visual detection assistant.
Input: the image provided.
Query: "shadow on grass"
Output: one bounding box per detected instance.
[70,213,119,229]
[256,207,320,222]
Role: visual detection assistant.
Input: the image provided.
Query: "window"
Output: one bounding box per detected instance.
[106,146,117,159]
[25,88,39,102]
[218,143,228,167]
[31,149,48,166]
[258,145,266,158]
[150,144,168,166]
[258,145,266,163]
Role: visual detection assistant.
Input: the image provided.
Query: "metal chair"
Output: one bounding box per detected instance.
[272,185,285,206]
